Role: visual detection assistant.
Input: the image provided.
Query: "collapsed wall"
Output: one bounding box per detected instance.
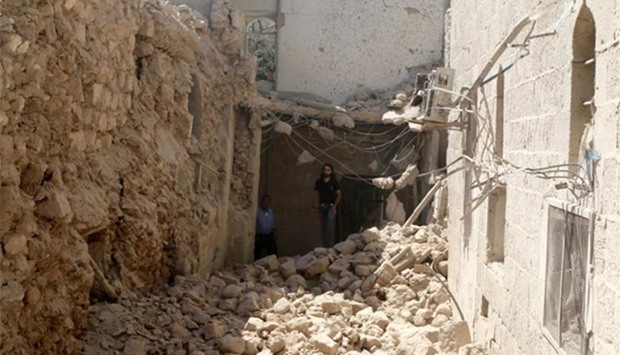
[0,0,258,353]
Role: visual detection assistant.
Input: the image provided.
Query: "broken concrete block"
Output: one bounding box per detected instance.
[287,317,313,336]
[347,280,363,292]
[237,292,260,315]
[431,288,450,305]
[364,295,381,309]
[221,284,243,298]
[414,229,429,243]
[355,265,371,277]
[204,322,225,340]
[279,259,297,279]
[431,314,449,327]
[369,311,390,330]
[416,308,433,320]
[219,335,246,354]
[244,317,264,331]
[267,334,286,353]
[375,262,397,287]
[319,299,342,315]
[295,254,314,273]
[312,333,339,355]
[435,304,452,317]
[272,297,292,314]
[327,258,350,273]
[255,254,279,272]
[361,334,382,350]
[361,227,380,243]
[305,256,331,277]
[218,298,238,311]
[361,274,377,292]
[337,276,355,290]
[413,315,427,326]
[285,274,307,290]
[333,240,356,255]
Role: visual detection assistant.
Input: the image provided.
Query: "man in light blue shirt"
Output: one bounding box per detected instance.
[254,194,277,259]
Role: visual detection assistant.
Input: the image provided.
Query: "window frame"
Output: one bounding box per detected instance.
[541,198,594,355]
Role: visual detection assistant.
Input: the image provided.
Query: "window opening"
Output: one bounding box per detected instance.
[486,69,506,263]
[543,204,593,355]
[246,18,276,82]
[568,6,595,169]
[481,295,489,318]
[486,186,506,262]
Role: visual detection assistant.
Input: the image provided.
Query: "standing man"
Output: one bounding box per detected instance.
[312,163,341,247]
[255,194,277,260]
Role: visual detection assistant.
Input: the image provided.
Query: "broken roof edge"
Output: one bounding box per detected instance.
[245,94,385,124]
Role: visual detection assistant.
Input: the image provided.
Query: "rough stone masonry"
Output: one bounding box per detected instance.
[0,0,258,353]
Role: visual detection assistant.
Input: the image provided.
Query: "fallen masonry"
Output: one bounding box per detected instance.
[79,223,488,355]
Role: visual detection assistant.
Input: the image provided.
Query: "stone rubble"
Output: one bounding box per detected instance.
[80,223,488,354]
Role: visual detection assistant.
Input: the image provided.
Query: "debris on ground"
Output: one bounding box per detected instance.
[80,223,488,355]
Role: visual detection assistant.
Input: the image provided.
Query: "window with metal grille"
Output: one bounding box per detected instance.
[543,205,592,355]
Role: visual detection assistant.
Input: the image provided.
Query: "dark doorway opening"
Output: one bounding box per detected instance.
[338,175,386,242]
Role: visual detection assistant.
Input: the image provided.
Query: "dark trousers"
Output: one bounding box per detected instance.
[318,203,336,247]
[254,232,277,260]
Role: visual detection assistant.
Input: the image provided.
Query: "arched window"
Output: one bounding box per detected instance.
[569,5,595,168]
[246,18,276,82]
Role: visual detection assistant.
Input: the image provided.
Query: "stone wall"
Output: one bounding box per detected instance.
[0,0,258,353]
[446,0,620,354]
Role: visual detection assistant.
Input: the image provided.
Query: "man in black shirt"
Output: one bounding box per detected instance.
[312,163,341,247]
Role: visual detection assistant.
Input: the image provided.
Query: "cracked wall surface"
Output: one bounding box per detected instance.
[0,0,259,353]
[446,0,620,354]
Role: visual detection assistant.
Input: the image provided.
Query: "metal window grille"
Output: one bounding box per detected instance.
[543,205,591,355]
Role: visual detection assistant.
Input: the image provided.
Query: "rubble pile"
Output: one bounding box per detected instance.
[80,223,487,355]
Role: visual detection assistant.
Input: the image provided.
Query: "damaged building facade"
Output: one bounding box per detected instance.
[0,0,261,352]
[445,0,620,354]
[5,0,619,353]
[0,0,448,352]
[231,0,448,255]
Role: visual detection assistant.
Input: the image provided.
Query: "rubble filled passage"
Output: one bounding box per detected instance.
[80,224,486,355]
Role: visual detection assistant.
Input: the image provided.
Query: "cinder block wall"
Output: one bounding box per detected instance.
[446,0,620,353]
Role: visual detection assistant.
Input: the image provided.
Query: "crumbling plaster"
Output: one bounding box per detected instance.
[0,0,259,353]
[446,0,620,354]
